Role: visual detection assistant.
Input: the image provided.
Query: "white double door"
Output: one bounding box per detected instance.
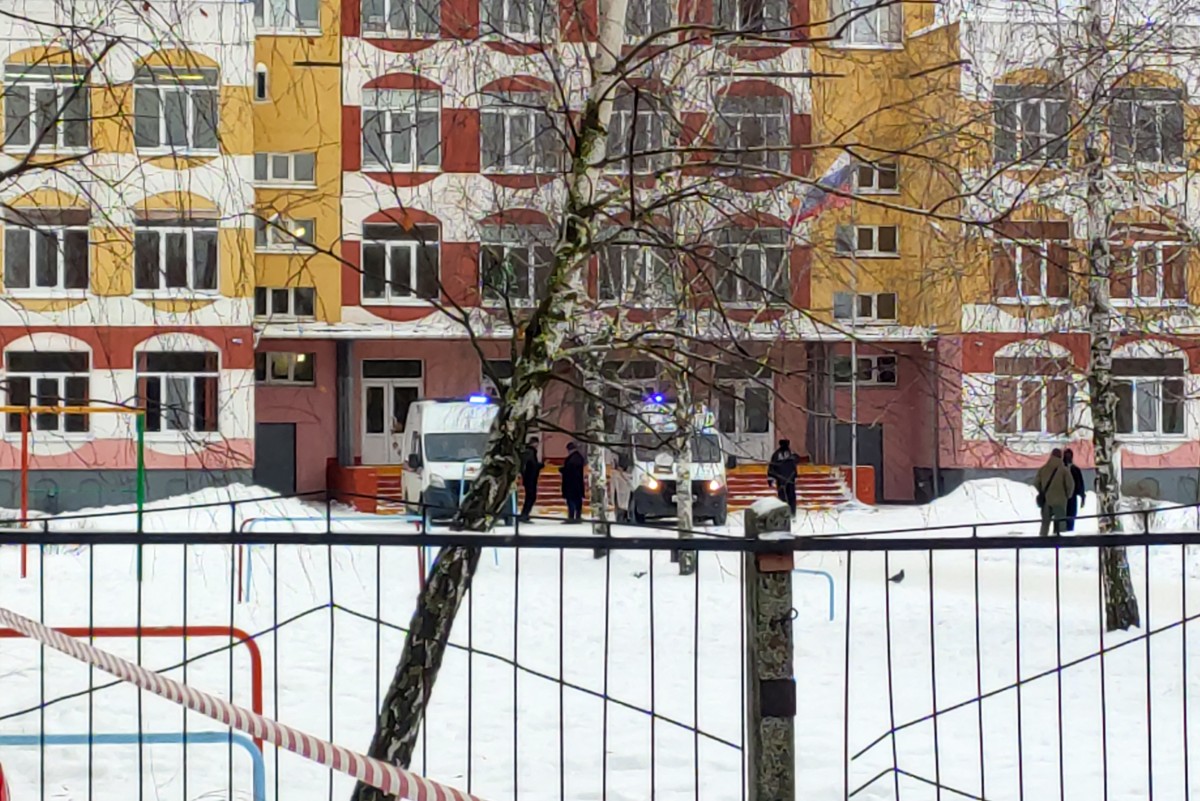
[361,379,421,464]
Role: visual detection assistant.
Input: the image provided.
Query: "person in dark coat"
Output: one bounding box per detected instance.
[519,438,544,522]
[768,438,799,516]
[1063,448,1086,532]
[560,441,586,523]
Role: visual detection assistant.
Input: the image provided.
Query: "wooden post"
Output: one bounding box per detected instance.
[744,498,795,801]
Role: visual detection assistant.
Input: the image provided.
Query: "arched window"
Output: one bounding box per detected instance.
[714,87,790,172]
[480,85,560,173]
[133,62,219,152]
[994,348,1072,436]
[254,63,268,101]
[362,220,440,302]
[480,221,553,306]
[136,343,220,433]
[3,61,89,151]
[715,226,789,304]
[3,206,90,293]
[133,204,219,294]
[2,346,91,434]
[606,90,672,174]
[363,85,440,170]
[1112,344,1186,436]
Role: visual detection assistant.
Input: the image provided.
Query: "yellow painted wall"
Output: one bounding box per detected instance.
[253,0,343,323]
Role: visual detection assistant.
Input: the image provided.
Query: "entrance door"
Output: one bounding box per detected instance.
[834,423,884,501]
[254,422,296,495]
[715,380,773,462]
[362,381,421,464]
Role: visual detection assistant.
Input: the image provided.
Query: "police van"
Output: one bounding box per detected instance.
[400,395,503,520]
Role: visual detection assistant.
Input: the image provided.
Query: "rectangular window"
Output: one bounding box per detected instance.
[4,225,89,292]
[716,228,789,304]
[832,292,898,322]
[3,350,89,434]
[3,64,90,152]
[854,160,898,193]
[1113,358,1186,436]
[993,86,1069,164]
[833,355,898,386]
[362,222,439,302]
[133,66,219,152]
[255,286,316,318]
[995,376,1070,435]
[480,225,554,306]
[137,351,219,433]
[715,95,789,171]
[991,239,1070,300]
[714,0,790,35]
[133,221,219,293]
[713,367,773,434]
[832,0,902,44]
[481,0,549,38]
[598,242,675,305]
[361,0,440,35]
[362,89,440,170]
[1111,243,1187,304]
[1111,87,1184,167]
[481,91,559,173]
[255,0,321,29]
[625,0,672,41]
[835,224,899,257]
[606,93,671,174]
[255,352,316,385]
[254,216,317,252]
[253,152,316,185]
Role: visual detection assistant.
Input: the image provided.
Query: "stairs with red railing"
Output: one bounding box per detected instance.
[375,465,406,514]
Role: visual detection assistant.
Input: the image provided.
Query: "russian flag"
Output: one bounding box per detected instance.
[787,153,856,229]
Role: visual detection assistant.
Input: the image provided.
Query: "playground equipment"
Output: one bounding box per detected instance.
[1,404,146,578]
[0,732,265,801]
[795,568,836,622]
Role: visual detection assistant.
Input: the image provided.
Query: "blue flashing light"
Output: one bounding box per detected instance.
[468,394,491,404]
[651,393,665,404]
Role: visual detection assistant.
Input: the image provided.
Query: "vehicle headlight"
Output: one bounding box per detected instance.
[429,475,445,488]
[644,476,660,491]
[707,478,722,493]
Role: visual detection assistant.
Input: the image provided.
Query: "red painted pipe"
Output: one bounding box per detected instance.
[0,625,264,749]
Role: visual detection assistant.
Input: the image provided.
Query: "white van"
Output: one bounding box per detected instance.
[400,396,503,519]
[609,397,730,525]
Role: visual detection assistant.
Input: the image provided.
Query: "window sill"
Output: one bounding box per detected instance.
[835,382,897,388]
[997,432,1070,440]
[254,181,319,189]
[256,247,318,255]
[720,301,788,309]
[361,297,436,306]
[254,315,317,323]
[482,300,537,309]
[3,145,89,157]
[133,291,221,301]
[854,188,901,196]
[995,297,1070,306]
[136,148,220,159]
[841,252,901,259]
[481,167,560,176]
[257,380,317,387]
[833,318,899,325]
[362,164,442,174]
[5,290,88,300]
[1116,433,1188,442]
[255,27,323,36]
[1112,299,1189,308]
[1113,162,1186,173]
[361,29,440,40]
[827,41,904,50]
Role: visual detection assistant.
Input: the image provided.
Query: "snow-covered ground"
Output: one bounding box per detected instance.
[0,480,1198,801]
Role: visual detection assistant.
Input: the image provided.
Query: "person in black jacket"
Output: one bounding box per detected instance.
[1063,447,1086,532]
[768,438,799,516]
[560,441,586,523]
[519,438,544,522]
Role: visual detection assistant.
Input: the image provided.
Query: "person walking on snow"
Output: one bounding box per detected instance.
[519,438,544,522]
[1063,448,1086,532]
[560,442,586,523]
[768,438,799,516]
[1035,448,1075,537]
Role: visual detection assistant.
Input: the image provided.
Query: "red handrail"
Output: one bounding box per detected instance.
[0,625,264,749]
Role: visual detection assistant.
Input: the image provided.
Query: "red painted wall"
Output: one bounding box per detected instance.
[255,339,339,494]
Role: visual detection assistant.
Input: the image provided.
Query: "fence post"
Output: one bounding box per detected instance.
[744,499,795,801]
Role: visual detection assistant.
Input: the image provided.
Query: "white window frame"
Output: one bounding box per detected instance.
[255,0,321,32]
[481,0,544,39]
[1112,92,1185,168]
[362,89,441,171]
[1001,241,1053,301]
[255,286,316,319]
[854,160,898,194]
[3,351,91,437]
[255,215,316,253]
[361,0,440,36]
[716,230,789,305]
[624,0,672,42]
[598,243,675,306]
[361,223,440,305]
[834,355,898,386]
[3,64,90,153]
[254,152,317,186]
[132,66,219,155]
[480,226,553,307]
[606,94,671,174]
[1115,242,1188,306]
[137,351,221,436]
[1115,376,1186,438]
[996,95,1067,163]
[3,225,89,295]
[133,224,220,295]
[716,94,789,171]
[256,351,316,385]
[715,378,773,435]
[714,0,791,36]
[480,92,558,173]
[838,225,899,257]
[833,291,898,322]
[994,376,1071,437]
[833,0,902,46]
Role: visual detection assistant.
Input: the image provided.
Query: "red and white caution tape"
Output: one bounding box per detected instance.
[0,606,487,801]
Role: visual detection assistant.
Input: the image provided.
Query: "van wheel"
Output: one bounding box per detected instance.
[632,503,646,525]
[712,506,728,527]
[615,507,628,523]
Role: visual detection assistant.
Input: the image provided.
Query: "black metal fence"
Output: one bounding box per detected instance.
[0,493,1197,801]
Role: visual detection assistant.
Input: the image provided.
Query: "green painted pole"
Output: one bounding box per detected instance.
[136,413,145,581]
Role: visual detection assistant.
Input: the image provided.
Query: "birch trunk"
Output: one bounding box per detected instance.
[587,374,610,553]
[351,1,630,791]
[1081,0,1139,632]
[674,361,696,575]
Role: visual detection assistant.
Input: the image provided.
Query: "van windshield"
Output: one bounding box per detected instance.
[425,433,490,462]
[631,433,722,463]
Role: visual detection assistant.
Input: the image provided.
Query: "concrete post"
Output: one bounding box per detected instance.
[744,498,795,801]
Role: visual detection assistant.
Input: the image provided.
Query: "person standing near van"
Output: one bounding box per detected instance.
[768,438,799,516]
[561,441,586,523]
[1063,448,1086,531]
[1035,448,1075,536]
[519,438,544,522]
